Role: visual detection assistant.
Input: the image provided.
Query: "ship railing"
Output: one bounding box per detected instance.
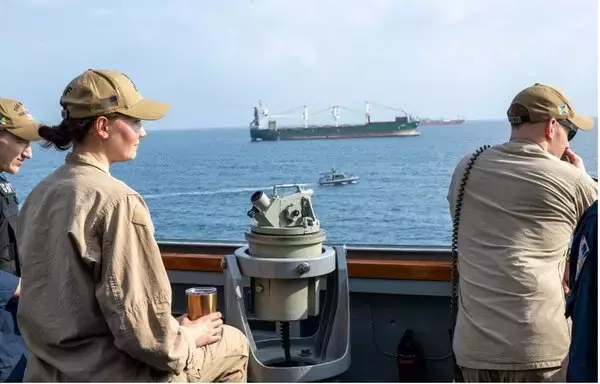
[159,239,451,283]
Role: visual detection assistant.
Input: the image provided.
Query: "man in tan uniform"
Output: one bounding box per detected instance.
[15,69,249,382]
[0,98,42,382]
[447,83,597,382]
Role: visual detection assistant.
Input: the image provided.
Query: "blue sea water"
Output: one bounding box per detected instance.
[11,120,598,246]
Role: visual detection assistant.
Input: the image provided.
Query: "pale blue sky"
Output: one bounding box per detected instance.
[0,0,597,130]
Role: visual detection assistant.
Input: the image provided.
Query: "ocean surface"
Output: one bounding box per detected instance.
[11,120,598,246]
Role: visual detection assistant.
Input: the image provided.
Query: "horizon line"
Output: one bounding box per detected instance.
[147,116,600,131]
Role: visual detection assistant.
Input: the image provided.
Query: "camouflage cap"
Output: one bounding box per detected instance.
[60,69,170,121]
[0,98,42,141]
[507,83,593,130]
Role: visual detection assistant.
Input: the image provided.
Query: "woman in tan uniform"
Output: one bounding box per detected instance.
[15,69,249,382]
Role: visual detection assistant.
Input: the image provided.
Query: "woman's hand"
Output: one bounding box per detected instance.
[178,312,224,348]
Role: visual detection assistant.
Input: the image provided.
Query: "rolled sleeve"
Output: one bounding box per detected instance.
[447,156,468,216]
[0,270,19,310]
[95,194,194,374]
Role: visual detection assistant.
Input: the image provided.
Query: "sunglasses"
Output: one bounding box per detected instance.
[557,119,578,141]
[115,115,144,133]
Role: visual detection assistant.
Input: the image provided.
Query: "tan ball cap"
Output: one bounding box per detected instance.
[60,69,170,121]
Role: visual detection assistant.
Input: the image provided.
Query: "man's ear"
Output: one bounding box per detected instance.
[544,119,556,140]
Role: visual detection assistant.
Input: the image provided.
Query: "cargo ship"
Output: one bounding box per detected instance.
[249,101,420,141]
[419,117,466,126]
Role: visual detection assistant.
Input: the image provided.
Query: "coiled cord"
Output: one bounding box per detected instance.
[280,321,292,365]
[449,145,491,381]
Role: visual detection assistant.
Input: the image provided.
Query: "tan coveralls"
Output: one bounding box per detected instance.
[448,140,597,382]
[16,153,249,382]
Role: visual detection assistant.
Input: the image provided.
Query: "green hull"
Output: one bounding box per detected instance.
[250,120,420,141]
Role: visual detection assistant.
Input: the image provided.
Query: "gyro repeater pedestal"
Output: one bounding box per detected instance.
[222,184,351,382]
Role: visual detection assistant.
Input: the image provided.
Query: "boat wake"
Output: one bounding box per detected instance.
[143,184,315,199]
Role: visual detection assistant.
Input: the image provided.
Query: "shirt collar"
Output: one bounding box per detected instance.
[65,152,111,174]
[507,138,540,146]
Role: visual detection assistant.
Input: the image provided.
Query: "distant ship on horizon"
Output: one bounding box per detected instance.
[418,116,466,126]
[248,101,421,142]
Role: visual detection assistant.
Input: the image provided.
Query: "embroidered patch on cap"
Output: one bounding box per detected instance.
[558,104,569,115]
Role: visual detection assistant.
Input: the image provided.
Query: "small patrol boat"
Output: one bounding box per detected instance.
[318,169,359,186]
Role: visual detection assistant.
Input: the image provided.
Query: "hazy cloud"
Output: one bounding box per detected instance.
[0,0,596,129]
[92,8,113,17]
